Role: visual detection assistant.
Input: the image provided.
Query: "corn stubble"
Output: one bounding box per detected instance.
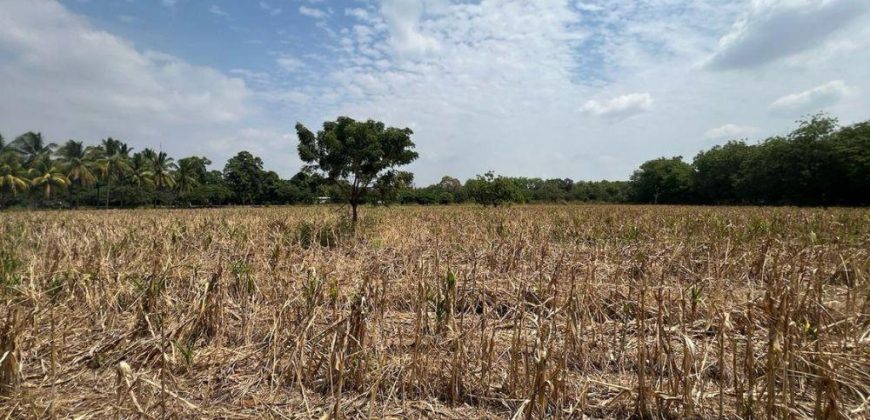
[0,205,867,418]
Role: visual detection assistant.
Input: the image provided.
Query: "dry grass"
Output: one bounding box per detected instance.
[0,204,867,419]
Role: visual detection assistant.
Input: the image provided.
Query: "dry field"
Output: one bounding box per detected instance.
[0,205,868,419]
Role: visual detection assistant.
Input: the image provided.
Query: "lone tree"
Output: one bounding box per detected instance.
[295,116,418,224]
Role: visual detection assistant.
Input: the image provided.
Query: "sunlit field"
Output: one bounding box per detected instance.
[1,205,867,418]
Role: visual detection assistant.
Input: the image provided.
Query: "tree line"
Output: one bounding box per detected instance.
[0,113,866,210]
[630,114,868,206]
[0,135,314,208]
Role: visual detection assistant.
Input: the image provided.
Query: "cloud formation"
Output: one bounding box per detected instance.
[580,93,654,120]
[209,5,228,18]
[276,56,305,72]
[1,0,869,183]
[258,1,283,17]
[769,80,853,116]
[299,6,327,19]
[379,0,439,55]
[704,124,759,140]
[706,0,870,70]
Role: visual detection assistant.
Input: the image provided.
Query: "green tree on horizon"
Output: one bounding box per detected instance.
[629,156,695,204]
[295,116,418,224]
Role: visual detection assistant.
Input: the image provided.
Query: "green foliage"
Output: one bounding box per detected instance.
[693,113,868,206]
[693,141,752,204]
[11,132,56,165]
[630,156,695,204]
[151,151,177,190]
[230,258,256,296]
[172,340,195,368]
[431,270,456,334]
[0,153,30,204]
[0,247,22,288]
[828,121,870,204]
[372,170,414,204]
[28,156,70,201]
[295,217,354,248]
[57,140,99,189]
[571,180,631,202]
[465,171,526,206]
[223,151,266,205]
[296,116,419,221]
[302,269,324,309]
[437,176,461,192]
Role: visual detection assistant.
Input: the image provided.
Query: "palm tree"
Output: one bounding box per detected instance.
[57,140,99,207]
[29,157,70,201]
[97,138,132,208]
[174,158,200,195]
[11,132,56,165]
[0,154,30,206]
[151,151,177,190]
[118,143,134,158]
[128,153,155,189]
[57,140,99,186]
[140,148,158,167]
[100,137,131,158]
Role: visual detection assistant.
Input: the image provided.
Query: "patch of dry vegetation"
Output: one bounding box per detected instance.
[0,205,867,418]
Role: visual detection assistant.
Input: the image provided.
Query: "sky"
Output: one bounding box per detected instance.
[0,0,868,184]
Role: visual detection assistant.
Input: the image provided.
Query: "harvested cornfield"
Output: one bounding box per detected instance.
[0,205,867,418]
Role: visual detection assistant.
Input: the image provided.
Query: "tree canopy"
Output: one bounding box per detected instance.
[295,116,418,222]
[630,156,695,204]
[465,171,526,206]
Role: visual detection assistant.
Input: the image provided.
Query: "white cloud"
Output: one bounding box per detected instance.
[299,6,327,19]
[208,5,228,18]
[0,0,264,171]
[580,93,653,119]
[704,124,759,140]
[575,2,604,13]
[345,8,373,22]
[207,128,296,160]
[276,56,304,72]
[3,0,870,184]
[379,0,439,55]
[706,0,870,70]
[301,0,651,181]
[769,80,853,116]
[309,0,869,182]
[258,1,282,17]
[273,90,311,105]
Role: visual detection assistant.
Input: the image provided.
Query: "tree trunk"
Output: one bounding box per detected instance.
[350,177,361,227]
[351,201,358,225]
[106,177,113,209]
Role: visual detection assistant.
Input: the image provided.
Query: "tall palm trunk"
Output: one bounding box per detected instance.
[105,177,111,209]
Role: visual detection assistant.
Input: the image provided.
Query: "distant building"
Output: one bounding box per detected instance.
[316,196,331,204]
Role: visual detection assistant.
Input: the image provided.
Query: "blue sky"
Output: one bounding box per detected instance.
[59,1,343,79]
[1,0,869,184]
